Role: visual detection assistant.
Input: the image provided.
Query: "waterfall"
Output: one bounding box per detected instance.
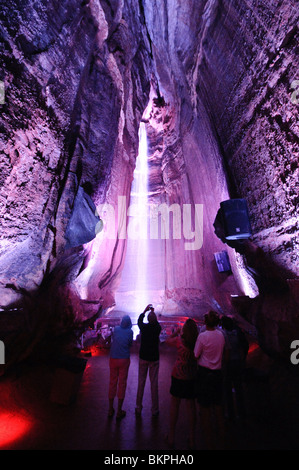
[127,122,150,311]
[114,122,151,329]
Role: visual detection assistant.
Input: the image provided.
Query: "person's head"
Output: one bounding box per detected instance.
[120,315,132,329]
[204,310,220,329]
[221,315,234,331]
[148,308,157,324]
[181,318,198,349]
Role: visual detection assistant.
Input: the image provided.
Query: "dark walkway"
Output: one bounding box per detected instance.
[1,340,299,450]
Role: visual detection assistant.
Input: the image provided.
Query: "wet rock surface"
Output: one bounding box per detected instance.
[0,0,298,366]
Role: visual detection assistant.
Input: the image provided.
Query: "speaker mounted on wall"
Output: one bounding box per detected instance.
[220,198,252,241]
[214,250,231,273]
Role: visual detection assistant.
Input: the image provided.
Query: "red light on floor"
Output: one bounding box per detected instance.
[0,412,32,448]
[248,343,259,354]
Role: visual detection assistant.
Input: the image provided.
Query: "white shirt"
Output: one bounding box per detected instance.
[194,329,225,370]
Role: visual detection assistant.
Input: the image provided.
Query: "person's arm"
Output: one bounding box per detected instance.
[194,335,202,359]
[138,305,151,329]
[143,304,152,314]
[138,313,145,329]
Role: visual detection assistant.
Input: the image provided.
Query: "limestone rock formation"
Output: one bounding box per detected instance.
[0,0,152,366]
[0,0,298,366]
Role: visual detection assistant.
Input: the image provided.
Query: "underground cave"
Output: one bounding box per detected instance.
[0,0,298,451]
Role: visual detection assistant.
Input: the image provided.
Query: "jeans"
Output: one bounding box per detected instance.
[136,358,159,414]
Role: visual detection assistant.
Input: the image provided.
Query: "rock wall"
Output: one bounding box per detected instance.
[0,0,298,365]
[139,91,243,317]
[0,0,152,310]
[141,0,299,358]
[190,0,299,357]
[187,0,299,278]
[0,0,153,365]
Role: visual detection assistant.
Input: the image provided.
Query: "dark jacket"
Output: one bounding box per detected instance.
[138,313,161,362]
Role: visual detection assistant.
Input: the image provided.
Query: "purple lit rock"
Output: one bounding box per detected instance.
[0,0,298,365]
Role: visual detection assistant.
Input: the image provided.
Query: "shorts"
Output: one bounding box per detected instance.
[195,366,223,407]
[170,376,196,399]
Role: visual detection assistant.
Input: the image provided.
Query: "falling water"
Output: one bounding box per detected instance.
[128,121,150,311]
[114,122,151,328]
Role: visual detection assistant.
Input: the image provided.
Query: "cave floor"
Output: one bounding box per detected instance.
[1,341,299,451]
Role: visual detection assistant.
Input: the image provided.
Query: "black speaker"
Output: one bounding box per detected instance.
[220,199,251,240]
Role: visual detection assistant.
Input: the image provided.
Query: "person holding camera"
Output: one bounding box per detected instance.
[135,304,162,417]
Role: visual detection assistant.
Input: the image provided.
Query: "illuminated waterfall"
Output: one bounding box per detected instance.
[114,122,150,329]
[128,121,150,311]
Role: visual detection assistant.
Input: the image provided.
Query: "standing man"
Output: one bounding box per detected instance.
[194,310,226,449]
[135,304,161,417]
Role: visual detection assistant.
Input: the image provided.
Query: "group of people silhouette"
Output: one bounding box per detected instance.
[107,304,249,449]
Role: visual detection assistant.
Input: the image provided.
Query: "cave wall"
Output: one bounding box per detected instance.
[0,0,153,365]
[140,91,244,317]
[0,0,152,311]
[0,0,298,364]
[128,0,248,316]
[189,0,299,358]
[56,0,250,318]
[141,0,299,358]
[143,0,298,278]
[188,0,299,278]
